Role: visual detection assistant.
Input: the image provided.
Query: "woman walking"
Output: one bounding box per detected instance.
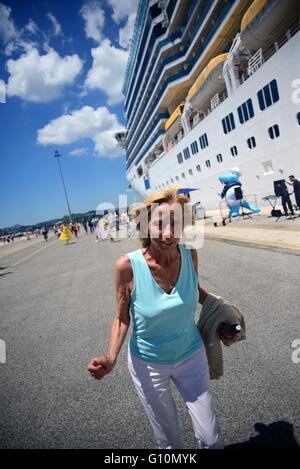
[94,219,103,242]
[41,226,48,242]
[59,223,72,245]
[87,189,223,449]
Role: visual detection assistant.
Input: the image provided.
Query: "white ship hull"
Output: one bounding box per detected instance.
[127,27,300,210]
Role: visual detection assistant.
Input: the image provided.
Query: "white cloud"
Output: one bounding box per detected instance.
[37,105,124,158]
[84,39,128,104]
[1,4,66,57]
[108,0,138,49]
[4,38,35,56]
[108,0,139,23]
[69,147,89,156]
[47,13,63,36]
[0,4,39,56]
[0,2,18,44]
[6,48,83,102]
[80,0,105,43]
[25,18,39,36]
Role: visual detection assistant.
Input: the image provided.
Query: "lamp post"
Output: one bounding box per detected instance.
[53,150,73,224]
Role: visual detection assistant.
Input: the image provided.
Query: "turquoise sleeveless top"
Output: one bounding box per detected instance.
[126,244,203,364]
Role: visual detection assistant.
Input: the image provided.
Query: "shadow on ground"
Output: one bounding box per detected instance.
[225,421,299,449]
[0,271,13,277]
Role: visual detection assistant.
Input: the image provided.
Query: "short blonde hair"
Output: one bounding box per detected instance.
[130,188,194,248]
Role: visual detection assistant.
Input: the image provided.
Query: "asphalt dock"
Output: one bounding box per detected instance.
[0,218,299,448]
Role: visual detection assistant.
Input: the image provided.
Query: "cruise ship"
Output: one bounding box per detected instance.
[116,0,300,210]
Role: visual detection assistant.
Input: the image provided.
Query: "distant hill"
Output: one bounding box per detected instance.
[0,210,99,237]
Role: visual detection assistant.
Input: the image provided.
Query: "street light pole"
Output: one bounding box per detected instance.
[53,150,73,224]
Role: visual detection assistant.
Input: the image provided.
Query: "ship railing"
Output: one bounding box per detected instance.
[240,18,300,85]
[189,89,228,130]
[191,112,205,128]
[247,48,263,76]
[148,149,166,168]
[210,93,220,110]
[143,20,300,170]
[264,18,300,61]
[192,113,201,127]
[176,130,184,141]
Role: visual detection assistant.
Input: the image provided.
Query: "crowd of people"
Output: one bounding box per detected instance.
[2,176,299,247]
[0,235,16,244]
[1,214,133,247]
[50,212,134,246]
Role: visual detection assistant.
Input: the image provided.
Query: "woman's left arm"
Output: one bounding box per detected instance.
[191,249,208,305]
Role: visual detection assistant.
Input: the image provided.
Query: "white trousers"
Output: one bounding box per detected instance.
[128,345,223,449]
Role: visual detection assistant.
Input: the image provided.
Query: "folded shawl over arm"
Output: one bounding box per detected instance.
[197,293,246,380]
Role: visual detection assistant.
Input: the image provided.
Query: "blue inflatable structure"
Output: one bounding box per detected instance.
[218,167,260,218]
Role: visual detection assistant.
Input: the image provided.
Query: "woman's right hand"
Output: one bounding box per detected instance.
[87,355,115,380]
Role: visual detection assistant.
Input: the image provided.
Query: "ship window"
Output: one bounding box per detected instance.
[150,3,161,19]
[268,124,280,139]
[247,136,256,149]
[196,165,201,172]
[199,133,209,149]
[177,152,183,164]
[205,160,211,168]
[171,178,174,183]
[257,90,264,110]
[216,153,223,163]
[181,173,186,178]
[183,147,190,159]
[137,166,143,177]
[237,99,254,124]
[222,113,235,134]
[297,112,300,125]
[257,79,279,111]
[270,79,279,102]
[175,176,179,181]
[189,169,193,175]
[191,140,199,155]
[230,145,238,156]
[264,86,272,107]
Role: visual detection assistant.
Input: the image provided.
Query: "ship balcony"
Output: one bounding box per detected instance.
[239,19,300,86]
[131,18,300,171]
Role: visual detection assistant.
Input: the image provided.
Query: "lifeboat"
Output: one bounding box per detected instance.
[240,0,300,52]
[187,54,228,112]
[164,104,184,134]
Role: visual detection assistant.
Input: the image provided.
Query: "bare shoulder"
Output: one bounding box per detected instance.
[115,255,133,283]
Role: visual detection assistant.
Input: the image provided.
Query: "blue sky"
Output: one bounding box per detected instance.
[0,0,139,227]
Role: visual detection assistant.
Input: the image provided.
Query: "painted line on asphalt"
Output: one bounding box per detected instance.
[204,233,300,251]
[0,239,60,274]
